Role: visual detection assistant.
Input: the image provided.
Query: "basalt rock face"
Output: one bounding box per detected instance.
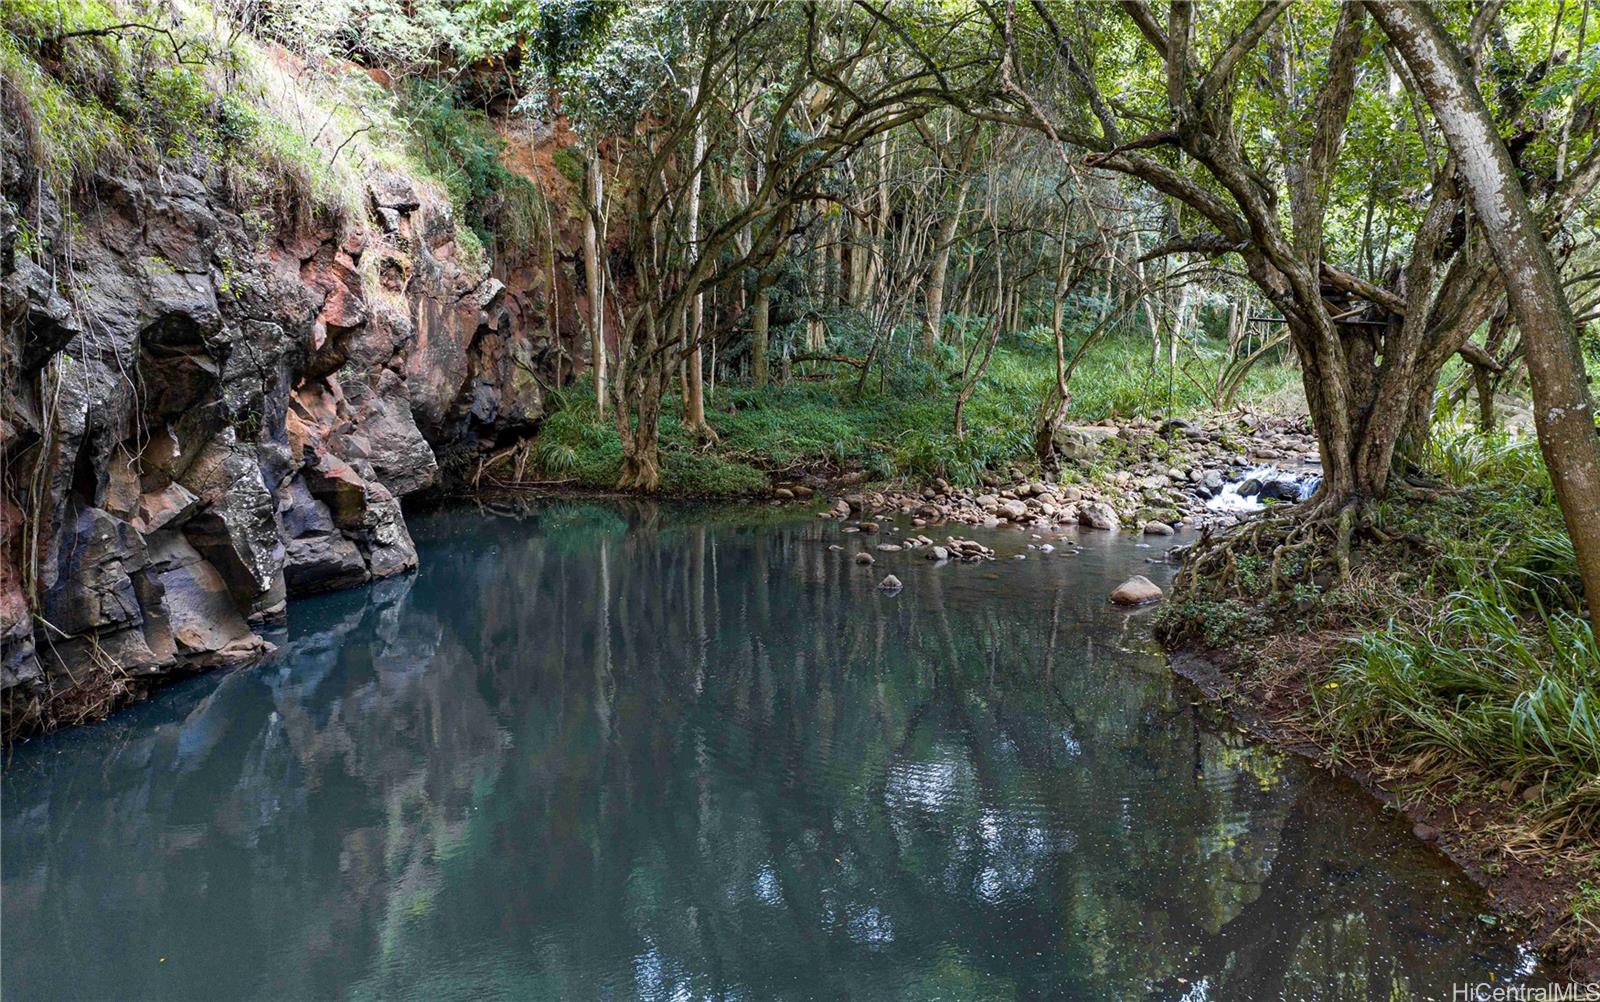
[0,141,562,735]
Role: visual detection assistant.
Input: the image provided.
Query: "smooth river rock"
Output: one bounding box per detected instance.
[1110,575,1164,606]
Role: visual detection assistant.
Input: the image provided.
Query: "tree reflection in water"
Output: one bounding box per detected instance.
[3,502,1531,1000]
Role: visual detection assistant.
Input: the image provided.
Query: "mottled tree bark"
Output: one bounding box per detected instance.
[682,86,714,443]
[922,179,969,352]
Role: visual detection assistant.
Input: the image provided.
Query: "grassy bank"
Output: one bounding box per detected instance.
[1158,421,1599,970]
[497,330,1303,495]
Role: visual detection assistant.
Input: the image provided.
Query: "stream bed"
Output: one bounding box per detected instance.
[3,502,1533,999]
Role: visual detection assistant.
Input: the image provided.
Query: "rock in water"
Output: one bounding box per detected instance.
[853,552,875,565]
[1109,575,1163,605]
[878,574,903,592]
[1143,521,1175,536]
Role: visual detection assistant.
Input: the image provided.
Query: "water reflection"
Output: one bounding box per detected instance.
[4,502,1529,1000]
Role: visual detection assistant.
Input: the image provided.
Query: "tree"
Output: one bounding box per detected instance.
[561,2,948,490]
[1369,0,1600,629]
[962,0,1600,583]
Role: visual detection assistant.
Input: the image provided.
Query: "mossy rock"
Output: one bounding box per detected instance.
[1135,506,1182,525]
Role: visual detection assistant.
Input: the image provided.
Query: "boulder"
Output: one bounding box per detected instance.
[178,430,283,604]
[355,482,418,581]
[878,574,903,592]
[39,508,146,636]
[369,170,422,213]
[1110,575,1164,606]
[280,479,368,596]
[159,557,259,656]
[338,373,438,497]
[1053,424,1117,462]
[0,502,39,688]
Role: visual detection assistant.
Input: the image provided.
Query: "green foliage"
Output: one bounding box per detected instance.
[398,81,543,249]
[0,5,133,193]
[550,146,585,185]
[1325,587,1599,836]
[0,0,342,220]
[1408,423,1580,611]
[1156,598,1271,647]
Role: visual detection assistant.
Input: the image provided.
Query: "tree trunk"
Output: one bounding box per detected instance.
[585,151,608,416]
[616,346,667,491]
[683,88,713,442]
[922,179,970,352]
[957,249,975,332]
[1373,0,1600,628]
[751,286,771,387]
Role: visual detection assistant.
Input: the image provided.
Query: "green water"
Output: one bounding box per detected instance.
[3,502,1530,999]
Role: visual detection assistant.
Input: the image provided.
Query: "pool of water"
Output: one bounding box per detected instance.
[3,501,1532,999]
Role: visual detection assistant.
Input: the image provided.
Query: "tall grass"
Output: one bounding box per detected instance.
[1326,587,1599,838]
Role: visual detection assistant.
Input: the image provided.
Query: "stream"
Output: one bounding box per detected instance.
[2,502,1533,999]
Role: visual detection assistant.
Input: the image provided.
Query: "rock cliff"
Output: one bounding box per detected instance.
[1,116,582,736]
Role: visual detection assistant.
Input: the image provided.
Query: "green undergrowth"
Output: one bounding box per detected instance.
[397,80,545,253]
[1319,423,1597,844]
[1158,418,1596,954]
[513,332,1302,496]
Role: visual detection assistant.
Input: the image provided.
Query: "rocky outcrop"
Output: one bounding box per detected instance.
[0,120,571,735]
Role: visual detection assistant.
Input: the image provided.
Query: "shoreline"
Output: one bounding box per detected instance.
[1164,640,1599,982]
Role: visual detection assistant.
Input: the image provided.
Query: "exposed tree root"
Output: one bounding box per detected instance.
[1171,496,1391,608]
